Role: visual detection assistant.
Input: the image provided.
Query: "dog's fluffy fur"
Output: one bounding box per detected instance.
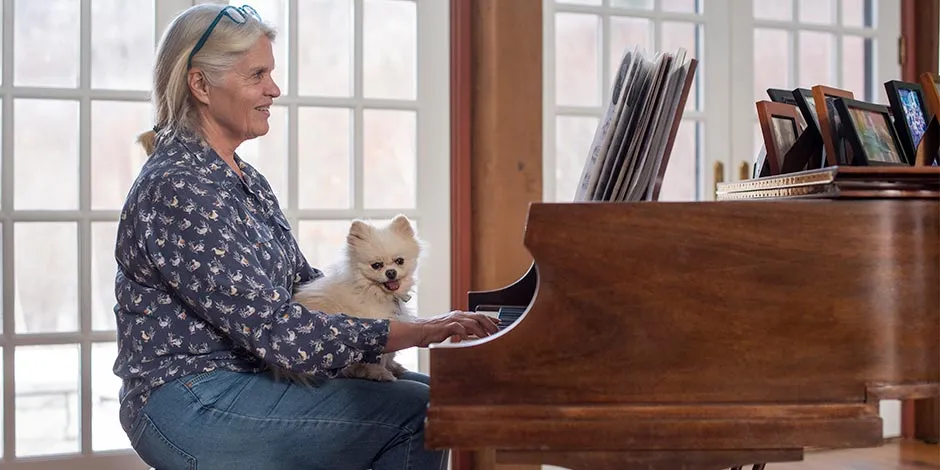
[282,214,423,382]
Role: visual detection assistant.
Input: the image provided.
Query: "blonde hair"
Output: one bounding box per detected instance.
[137,4,277,155]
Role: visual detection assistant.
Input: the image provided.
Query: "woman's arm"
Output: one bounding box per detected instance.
[384,312,501,352]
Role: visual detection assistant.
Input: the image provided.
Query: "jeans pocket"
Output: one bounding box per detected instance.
[131,413,198,470]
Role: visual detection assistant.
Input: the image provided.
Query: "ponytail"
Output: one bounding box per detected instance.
[137,129,158,156]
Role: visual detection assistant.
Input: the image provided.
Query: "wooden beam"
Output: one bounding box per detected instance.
[451,0,473,313]
[449,0,543,469]
[469,0,543,293]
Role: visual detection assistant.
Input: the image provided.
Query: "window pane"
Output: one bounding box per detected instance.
[364,0,416,100]
[661,21,702,112]
[15,99,79,210]
[363,109,416,209]
[555,13,600,107]
[15,223,78,334]
[296,219,354,269]
[93,342,129,451]
[16,344,80,457]
[298,0,353,97]
[754,0,792,20]
[799,0,834,24]
[753,29,791,104]
[91,0,155,90]
[662,0,702,13]
[555,115,599,202]
[658,120,700,201]
[557,0,601,5]
[298,107,352,209]
[842,35,872,102]
[842,0,875,27]
[14,0,79,87]
[231,0,289,93]
[91,222,119,332]
[609,17,652,83]
[754,120,765,165]
[236,105,289,208]
[798,31,835,88]
[610,0,653,9]
[90,101,151,210]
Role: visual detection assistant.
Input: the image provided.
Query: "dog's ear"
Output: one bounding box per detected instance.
[389,214,414,237]
[347,220,369,245]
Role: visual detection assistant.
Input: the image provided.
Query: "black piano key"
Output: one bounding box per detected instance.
[497,306,526,330]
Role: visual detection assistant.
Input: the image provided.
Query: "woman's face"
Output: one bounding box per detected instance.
[197,35,281,146]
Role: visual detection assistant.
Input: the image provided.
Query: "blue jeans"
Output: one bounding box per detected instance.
[128,369,447,470]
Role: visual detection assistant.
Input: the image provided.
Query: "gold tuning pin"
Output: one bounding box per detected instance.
[739,161,750,181]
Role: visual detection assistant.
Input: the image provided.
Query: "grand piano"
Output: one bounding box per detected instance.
[425,166,940,469]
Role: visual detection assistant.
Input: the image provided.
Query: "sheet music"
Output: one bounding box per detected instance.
[573,46,695,203]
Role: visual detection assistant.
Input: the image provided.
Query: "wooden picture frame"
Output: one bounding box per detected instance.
[918,72,940,118]
[756,101,805,175]
[833,97,909,166]
[812,85,855,166]
[884,80,930,163]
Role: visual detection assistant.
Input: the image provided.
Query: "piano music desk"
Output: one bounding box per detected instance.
[426,184,940,470]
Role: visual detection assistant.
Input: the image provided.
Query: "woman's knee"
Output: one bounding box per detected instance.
[384,379,432,425]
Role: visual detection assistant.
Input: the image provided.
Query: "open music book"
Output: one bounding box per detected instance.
[573,46,698,202]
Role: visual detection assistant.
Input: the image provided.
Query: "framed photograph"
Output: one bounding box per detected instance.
[812,85,855,166]
[834,97,908,166]
[756,101,805,175]
[884,80,929,162]
[919,72,940,118]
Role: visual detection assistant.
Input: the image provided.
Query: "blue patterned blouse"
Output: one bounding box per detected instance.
[112,129,390,434]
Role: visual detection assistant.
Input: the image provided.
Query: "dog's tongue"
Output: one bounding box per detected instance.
[384,280,401,291]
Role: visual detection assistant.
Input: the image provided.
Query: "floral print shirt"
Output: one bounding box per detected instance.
[112,129,390,434]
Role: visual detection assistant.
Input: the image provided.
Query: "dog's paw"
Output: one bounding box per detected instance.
[386,359,408,377]
[341,363,397,382]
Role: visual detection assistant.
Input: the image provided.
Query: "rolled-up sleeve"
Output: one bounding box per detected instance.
[134,172,389,377]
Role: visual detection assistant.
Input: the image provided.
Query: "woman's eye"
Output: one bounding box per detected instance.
[371,262,383,269]
[395,258,404,265]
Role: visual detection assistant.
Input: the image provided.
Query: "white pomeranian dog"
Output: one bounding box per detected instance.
[288,214,423,382]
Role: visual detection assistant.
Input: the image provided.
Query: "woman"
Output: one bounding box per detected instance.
[114,4,498,469]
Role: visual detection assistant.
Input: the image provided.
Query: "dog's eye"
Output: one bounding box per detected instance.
[394,258,404,265]
[370,262,383,270]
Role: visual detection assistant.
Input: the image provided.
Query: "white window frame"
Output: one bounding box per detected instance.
[0,0,449,467]
[543,0,900,203]
[728,0,901,183]
[542,0,728,202]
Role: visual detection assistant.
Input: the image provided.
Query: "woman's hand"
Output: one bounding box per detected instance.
[384,311,500,352]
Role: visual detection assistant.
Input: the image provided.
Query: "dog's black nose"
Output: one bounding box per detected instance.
[385,269,397,280]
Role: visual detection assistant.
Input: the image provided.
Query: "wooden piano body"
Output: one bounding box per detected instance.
[426,167,940,470]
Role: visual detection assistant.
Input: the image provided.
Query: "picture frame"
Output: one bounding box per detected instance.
[834,97,909,166]
[883,80,930,163]
[812,85,855,166]
[791,88,822,135]
[919,72,940,118]
[756,101,805,175]
[767,88,799,106]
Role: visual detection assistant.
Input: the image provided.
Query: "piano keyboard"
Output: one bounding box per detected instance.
[496,306,526,330]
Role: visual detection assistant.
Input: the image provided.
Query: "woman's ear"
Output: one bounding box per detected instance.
[188,69,211,106]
